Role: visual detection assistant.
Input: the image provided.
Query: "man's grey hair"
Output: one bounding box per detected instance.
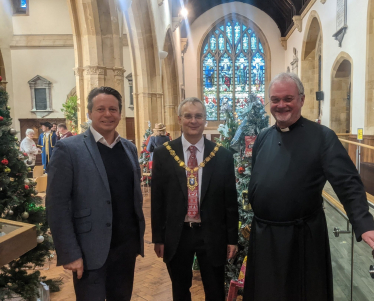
[177,97,207,116]
[269,72,305,96]
[25,128,34,136]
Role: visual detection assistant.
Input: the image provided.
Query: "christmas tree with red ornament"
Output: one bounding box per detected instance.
[0,77,62,300]
[217,94,269,294]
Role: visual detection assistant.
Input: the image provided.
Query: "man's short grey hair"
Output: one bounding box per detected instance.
[178,97,207,116]
[269,72,305,96]
[26,129,34,136]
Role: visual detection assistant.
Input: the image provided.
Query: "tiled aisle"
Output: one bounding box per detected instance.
[41,194,206,301]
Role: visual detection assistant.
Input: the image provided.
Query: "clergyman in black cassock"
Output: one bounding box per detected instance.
[243,73,374,301]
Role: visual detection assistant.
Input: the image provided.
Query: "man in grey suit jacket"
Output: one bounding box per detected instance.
[46,87,145,301]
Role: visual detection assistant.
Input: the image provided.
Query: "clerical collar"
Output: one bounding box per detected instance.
[44,131,51,135]
[275,117,303,133]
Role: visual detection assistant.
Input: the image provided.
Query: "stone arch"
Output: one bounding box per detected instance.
[330,52,353,134]
[162,28,180,140]
[365,0,374,134]
[301,11,323,121]
[67,0,126,135]
[124,0,162,148]
[196,13,272,123]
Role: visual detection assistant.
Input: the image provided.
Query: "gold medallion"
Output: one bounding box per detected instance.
[187,173,198,191]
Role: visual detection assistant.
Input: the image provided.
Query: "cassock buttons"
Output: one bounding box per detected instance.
[278,142,281,146]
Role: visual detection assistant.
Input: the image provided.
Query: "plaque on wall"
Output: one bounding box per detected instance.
[332,0,347,47]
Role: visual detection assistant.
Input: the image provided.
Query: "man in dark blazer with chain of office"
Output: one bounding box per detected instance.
[151,97,239,301]
[46,87,145,301]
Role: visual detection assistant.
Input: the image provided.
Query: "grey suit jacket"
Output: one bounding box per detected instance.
[46,129,145,270]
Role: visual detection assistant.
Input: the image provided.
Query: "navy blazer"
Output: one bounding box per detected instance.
[46,129,145,270]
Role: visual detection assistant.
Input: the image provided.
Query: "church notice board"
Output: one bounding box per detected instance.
[0,219,37,267]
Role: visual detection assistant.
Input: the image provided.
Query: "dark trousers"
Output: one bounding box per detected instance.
[166,224,225,301]
[73,238,139,301]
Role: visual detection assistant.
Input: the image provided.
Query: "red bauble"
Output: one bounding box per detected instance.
[24,185,29,190]
[238,166,245,174]
[23,153,28,157]
[0,75,2,82]
[0,116,3,121]
[1,159,8,165]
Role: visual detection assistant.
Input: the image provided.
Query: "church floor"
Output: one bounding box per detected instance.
[39,193,210,301]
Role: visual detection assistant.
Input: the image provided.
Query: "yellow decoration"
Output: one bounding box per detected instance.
[163,141,221,190]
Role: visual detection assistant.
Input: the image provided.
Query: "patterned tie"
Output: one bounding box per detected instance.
[187,146,200,219]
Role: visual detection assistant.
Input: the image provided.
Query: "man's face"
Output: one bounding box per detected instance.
[178,102,206,140]
[52,124,57,132]
[88,93,121,135]
[270,80,304,128]
[57,127,65,134]
[41,125,47,132]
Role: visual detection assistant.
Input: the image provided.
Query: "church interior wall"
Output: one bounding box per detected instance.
[12,0,72,35]
[10,47,76,134]
[123,45,134,118]
[285,0,369,135]
[183,2,285,128]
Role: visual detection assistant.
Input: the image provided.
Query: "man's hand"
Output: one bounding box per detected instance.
[154,243,164,258]
[361,230,374,258]
[63,258,84,279]
[227,244,238,259]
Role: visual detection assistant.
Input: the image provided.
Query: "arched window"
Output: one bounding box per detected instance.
[201,19,265,121]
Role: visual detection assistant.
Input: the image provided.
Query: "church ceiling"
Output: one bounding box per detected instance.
[175,0,312,37]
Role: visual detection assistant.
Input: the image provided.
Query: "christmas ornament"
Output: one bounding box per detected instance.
[9,128,17,135]
[27,167,31,172]
[21,211,29,219]
[238,166,245,174]
[37,235,45,243]
[24,185,29,190]
[23,152,28,157]
[0,75,2,81]
[0,116,3,121]
[4,167,11,173]
[7,106,11,110]
[26,160,33,165]
[1,159,8,165]
[24,179,30,185]
[241,224,251,240]
[34,189,39,195]
[14,136,18,141]
[8,209,14,216]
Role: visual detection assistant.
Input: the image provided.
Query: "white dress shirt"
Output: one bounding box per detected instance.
[90,126,121,148]
[182,134,204,223]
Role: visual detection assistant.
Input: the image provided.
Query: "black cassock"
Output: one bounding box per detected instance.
[243,117,374,301]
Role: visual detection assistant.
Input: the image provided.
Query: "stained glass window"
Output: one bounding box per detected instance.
[210,36,216,52]
[218,34,224,52]
[201,19,267,120]
[226,23,232,45]
[251,53,265,104]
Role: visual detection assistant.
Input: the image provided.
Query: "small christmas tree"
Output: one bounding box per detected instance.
[139,121,153,184]
[0,77,61,300]
[218,94,269,294]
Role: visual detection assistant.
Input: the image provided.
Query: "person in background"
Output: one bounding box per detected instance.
[51,122,57,133]
[146,123,170,170]
[57,123,73,140]
[37,122,57,170]
[20,128,41,176]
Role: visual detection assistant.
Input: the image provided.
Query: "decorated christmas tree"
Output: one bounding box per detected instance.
[0,77,61,300]
[139,121,153,184]
[218,94,269,293]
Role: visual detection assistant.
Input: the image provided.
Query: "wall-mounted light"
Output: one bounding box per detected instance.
[180,8,188,19]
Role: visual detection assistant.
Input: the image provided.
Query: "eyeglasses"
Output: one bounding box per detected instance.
[270,94,304,104]
[181,113,205,120]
